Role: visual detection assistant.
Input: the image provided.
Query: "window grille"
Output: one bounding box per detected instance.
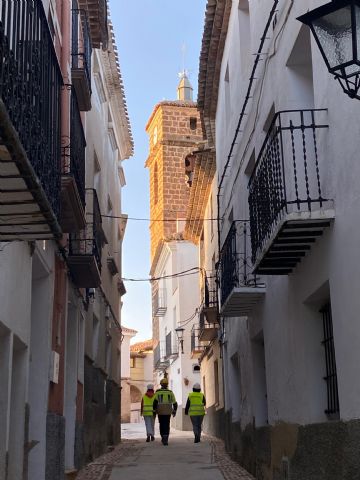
[320,303,339,416]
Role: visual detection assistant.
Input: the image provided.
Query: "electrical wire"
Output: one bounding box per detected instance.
[122,266,203,282]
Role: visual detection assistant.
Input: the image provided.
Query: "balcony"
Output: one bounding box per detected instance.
[200,273,218,324]
[0,0,62,240]
[67,189,103,288]
[198,312,218,342]
[77,0,108,49]
[219,222,265,317]
[165,332,178,359]
[72,9,92,111]
[248,109,334,275]
[191,326,206,359]
[154,343,169,371]
[152,286,167,317]
[60,91,86,232]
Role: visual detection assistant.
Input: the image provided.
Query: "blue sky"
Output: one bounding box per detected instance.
[109,0,207,342]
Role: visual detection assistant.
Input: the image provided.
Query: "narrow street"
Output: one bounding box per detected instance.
[77,423,254,480]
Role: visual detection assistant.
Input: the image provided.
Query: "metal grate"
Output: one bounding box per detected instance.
[62,89,86,206]
[72,8,92,94]
[321,302,339,416]
[0,0,62,217]
[248,109,329,265]
[219,221,261,306]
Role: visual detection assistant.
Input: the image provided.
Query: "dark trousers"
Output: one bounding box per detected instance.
[158,415,171,437]
[190,416,204,437]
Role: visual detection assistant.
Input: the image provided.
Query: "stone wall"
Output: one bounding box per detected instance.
[146,102,202,263]
[84,358,107,462]
[223,412,360,480]
[45,413,65,480]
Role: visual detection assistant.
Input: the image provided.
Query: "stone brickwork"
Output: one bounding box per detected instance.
[84,357,107,463]
[223,411,360,480]
[45,413,65,480]
[145,101,203,265]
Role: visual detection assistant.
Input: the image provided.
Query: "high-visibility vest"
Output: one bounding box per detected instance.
[154,388,176,415]
[142,394,154,416]
[188,392,205,416]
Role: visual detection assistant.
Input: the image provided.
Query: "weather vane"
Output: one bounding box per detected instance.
[178,43,190,79]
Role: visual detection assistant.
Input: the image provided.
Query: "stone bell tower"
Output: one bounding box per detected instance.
[145,72,203,268]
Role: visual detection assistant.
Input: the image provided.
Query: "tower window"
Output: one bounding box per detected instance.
[190,117,197,130]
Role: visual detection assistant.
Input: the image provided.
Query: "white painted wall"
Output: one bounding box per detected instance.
[213,0,360,430]
[154,240,201,428]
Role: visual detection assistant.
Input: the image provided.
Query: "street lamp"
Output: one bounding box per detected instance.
[175,327,185,354]
[298,0,360,99]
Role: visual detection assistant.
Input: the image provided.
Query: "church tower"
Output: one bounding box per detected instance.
[145,73,203,267]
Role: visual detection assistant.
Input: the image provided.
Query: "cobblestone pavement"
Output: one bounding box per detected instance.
[76,423,254,480]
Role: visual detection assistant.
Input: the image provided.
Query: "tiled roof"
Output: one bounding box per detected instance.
[130,339,153,353]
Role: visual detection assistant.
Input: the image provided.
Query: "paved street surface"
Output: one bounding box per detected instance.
[77,422,254,480]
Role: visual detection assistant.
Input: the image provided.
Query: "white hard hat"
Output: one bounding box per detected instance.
[193,383,201,389]
[147,384,154,390]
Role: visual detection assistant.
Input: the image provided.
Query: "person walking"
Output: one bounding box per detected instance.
[185,382,206,443]
[141,384,156,442]
[153,378,177,445]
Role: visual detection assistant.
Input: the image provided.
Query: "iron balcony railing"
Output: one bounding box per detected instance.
[204,273,218,309]
[191,325,205,354]
[154,342,169,370]
[165,331,178,358]
[152,286,167,317]
[219,221,261,306]
[69,189,102,269]
[0,0,62,217]
[248,109,329,265]
[62,89,86,206]
[72,8,92,95]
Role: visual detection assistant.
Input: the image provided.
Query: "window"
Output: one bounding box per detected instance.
[214,360,219,405]
[189,117,197,130]
[130,357,135,368]
[193,364,200,373]
[320,302,339,416]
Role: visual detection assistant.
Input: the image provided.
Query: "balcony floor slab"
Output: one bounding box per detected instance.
[253,209,335,275]
[220,286,266,317]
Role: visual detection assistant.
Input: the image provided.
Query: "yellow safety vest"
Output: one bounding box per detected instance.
[188,392,205,416]
[142,394,154,416]
[154,388,176,415]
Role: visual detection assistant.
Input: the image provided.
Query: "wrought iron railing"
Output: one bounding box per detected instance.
[152,286,167,316]
[0,0,63,217]
[191,326,205,353]
[154,342,168,370]
[72,8,92,94]
[165,331,178,358]
[204,273,218,308]
[69,189,102,269]
[62,90,86,205]
[248,109,329,264]
[219,221,261,306]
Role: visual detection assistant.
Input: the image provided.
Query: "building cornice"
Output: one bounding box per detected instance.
[197,0,232,146]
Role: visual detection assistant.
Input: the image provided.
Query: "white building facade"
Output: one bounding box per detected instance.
[153,240,201,431]
[195,0,360,478]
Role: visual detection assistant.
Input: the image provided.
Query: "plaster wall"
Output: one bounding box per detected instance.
[154,241,201,429]
[210,0,360,477]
